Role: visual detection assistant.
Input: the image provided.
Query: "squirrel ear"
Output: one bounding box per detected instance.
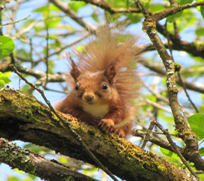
[105,65,116,84]
[68,55,80,81]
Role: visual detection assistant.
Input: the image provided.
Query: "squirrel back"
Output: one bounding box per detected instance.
[55,25,143,138]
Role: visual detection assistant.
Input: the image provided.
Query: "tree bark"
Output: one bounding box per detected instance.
[0,89,196,181]
[0,138,98,181]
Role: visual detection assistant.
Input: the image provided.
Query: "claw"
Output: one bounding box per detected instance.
[114,128,125,138]
[98,119,125,137]
[98,118,114,134]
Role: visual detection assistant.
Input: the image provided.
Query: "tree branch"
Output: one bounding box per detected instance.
[74,0,141,14]
[140,0,204,172]
[0,138,98,181]
[0,89,196,181]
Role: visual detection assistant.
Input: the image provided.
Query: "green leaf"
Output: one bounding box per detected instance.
[0,72,11,90]
[0,36,15,60]
[91,12,100,23]
[76,45,85,52]
[22,84,30,93]
[33,5,60,13]
[7,176,21,181]
[160,147,173,157]
[149,4,166,13]
[0,80,5,91]
[44,17,61,28]
[160,147,181,161]
[167,11,183,23]
[188,113,204,140]
[48,60,55,74]
[178,0,193,5]
[200,5,204,19]
[0,72,11,84]
[69,2,86,12]
[199,147,204,156]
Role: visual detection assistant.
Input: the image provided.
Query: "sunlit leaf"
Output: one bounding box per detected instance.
[0,72,11,84]
[69,2,86,12]
[0,80,5,91]
[160,147,173,157]
[167,11,183,23]
[0,36,15,60]
[199,147,204,156]
[188,113,204,140]
[201,5,204,19]
[178,0,193,5]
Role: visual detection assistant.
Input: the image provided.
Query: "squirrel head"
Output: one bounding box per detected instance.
[69,56,118,105]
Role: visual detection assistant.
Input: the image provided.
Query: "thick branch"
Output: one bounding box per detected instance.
[142,4,204,172]
[156,23,204,59]
[0,89,196,181]
[0,138,98,181]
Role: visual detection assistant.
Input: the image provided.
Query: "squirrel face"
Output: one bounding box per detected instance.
[74,71,114,105]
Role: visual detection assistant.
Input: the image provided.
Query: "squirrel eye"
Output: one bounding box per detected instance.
[102,84,108,90]
[75,85,79,90]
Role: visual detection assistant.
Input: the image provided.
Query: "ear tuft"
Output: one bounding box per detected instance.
[105,65,116,84]
[68,55,80,82]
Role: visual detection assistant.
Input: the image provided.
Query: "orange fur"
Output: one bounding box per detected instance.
[55,25,144,138]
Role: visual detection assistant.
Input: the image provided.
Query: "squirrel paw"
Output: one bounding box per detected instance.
[98,119,125,138]
[98,118,115,134]
[113,128,125,138]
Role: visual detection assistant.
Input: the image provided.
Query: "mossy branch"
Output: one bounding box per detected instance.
[0,89,196,181]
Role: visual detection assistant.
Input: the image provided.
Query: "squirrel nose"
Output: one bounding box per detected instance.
[84,94,94,102]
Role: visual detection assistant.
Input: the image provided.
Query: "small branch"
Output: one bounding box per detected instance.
[136,0,149,17]
[132,129,183,153]
[74,0,141,14]
[144,98,172,113]
[156,23,204,59]
[45,25,49,84]
[177,72,199,113]
[152,1,204,22]
[152,121,200,180]
[11,65,118,181]
[0,138,98,181]
[143,83,169,103]
[0,15,30,28]
[140,59,204,94]
[141,120,155,149]
[49,0,96,31]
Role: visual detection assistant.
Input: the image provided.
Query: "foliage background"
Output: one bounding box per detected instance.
[0,0,204,180]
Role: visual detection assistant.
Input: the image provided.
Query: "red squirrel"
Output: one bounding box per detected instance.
[55,25,143,138]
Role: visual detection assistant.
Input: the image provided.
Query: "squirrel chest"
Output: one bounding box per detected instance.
[82,103,109,119]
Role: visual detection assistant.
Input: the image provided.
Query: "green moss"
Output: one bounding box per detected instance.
[174,62,181,72]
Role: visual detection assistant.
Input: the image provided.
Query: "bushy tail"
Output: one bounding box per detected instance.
[69,24,144,105]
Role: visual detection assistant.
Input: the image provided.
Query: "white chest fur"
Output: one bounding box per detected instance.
[83,103,109,119]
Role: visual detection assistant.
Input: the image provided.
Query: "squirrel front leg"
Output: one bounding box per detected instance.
[98,108,126,138]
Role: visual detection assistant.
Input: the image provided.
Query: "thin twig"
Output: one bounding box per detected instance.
[141,121,154,149]
[0,15,31,28]
[45,25,49,84]
[136,0,149,17]
[11,64,118,181]
[153,120,200,180]
[177,72,199,113]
